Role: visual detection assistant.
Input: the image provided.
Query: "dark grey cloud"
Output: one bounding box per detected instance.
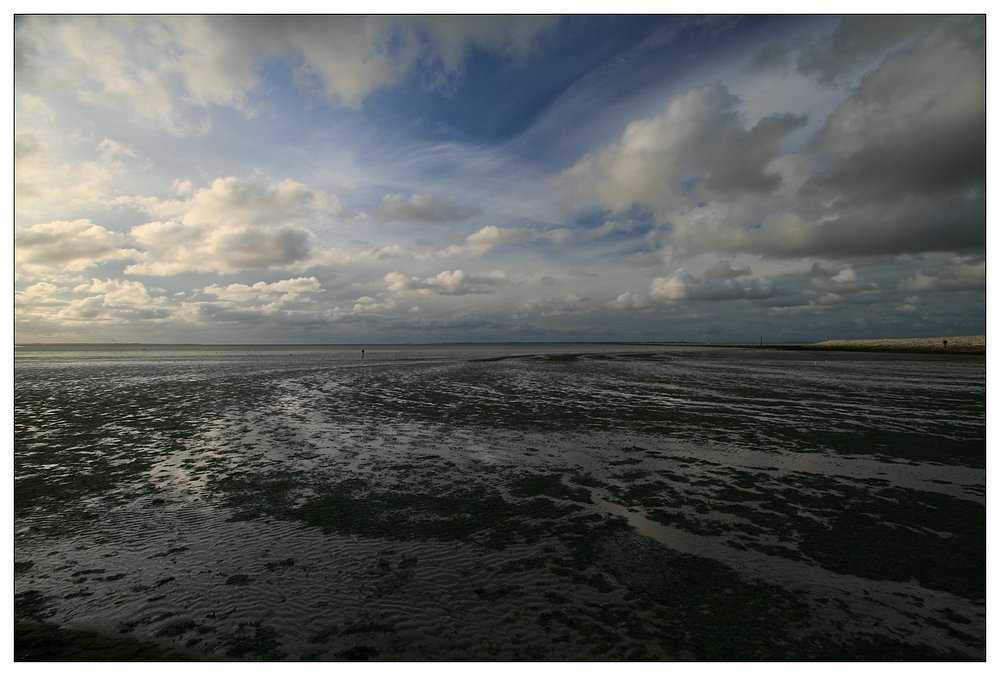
[899,256,985,292]
[749,43,789,72]
[703,260,751,280]
[809,269,879,295]
[793,17,985,258]
[809,19,985,198]
[216,227,312,270]
[753,294,812,309]
[564,18,984,264]
[796,15,936,85]
[705,112,808,194]
[799,262,839,278]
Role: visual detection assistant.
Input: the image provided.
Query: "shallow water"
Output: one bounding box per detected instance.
[14,344,986,660]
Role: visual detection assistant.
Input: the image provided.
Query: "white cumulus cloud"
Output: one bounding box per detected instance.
[385,269,508,295]
[649,270,773,302]
[16,219,133,273]
[203,277,323,304]
[125,177,340,275]
[437,225,530,258]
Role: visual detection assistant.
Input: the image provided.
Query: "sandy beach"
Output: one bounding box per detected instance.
[805,335,985,355]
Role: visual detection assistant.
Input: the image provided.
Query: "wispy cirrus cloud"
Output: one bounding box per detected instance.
[15,15,558,133]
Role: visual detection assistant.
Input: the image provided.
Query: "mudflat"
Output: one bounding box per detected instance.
[14,344,986,660]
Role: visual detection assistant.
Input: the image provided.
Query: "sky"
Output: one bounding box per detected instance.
[12,12,987,344]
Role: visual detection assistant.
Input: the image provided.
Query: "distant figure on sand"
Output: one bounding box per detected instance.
[943,340,948,348]
[362,349,365,359]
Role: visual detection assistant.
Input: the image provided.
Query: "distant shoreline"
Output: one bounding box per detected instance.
[14,335,985,355]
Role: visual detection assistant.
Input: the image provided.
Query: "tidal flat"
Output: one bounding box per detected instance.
[14,344,986,660]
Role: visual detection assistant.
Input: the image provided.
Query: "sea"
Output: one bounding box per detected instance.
[13,343,986,661]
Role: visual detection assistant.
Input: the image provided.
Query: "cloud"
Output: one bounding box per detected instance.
[519,293,589,316]
[14,132,127,215]
[808,20,984,198]
[558,85,807,213]
[127,220,313,276]
[125,177,340,275]
[15,219,132,272]
[385,269,508,295]
[648,269,773,302]
[144,176,340,227]
[12,16,985,344]
[899,257,985,292]
[703,260,751,279]
[786,17,985,256]
[807,267,880,295]
[294,16,556,104]
[358,243,405,260]
[17,281,64,304]
[203,277,323,304]
[558,17,984,262]
[608,291,652,310]
[14,131,49,198]
[795,16,935,85]
[373,193,481,224]
[59,279,170,322]
[749,43,790,72]
[619,251,667,268]
[437,225,530,258]
[412,16,559,70]
[435,224,578,258]
[14,16,557,132]
[536,228,575,244]
[584,218,644,240]
[395,314,507,332]
[179,302,331,328]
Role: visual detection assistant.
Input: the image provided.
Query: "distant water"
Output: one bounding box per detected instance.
[14,344,986,660]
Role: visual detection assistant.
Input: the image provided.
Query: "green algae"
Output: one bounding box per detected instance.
[216,471,587,550]
[220,622,287,660]
[15,622,193,661]
[263,557,296,572]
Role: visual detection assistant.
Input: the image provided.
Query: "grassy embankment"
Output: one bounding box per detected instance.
[802,335,984,355]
